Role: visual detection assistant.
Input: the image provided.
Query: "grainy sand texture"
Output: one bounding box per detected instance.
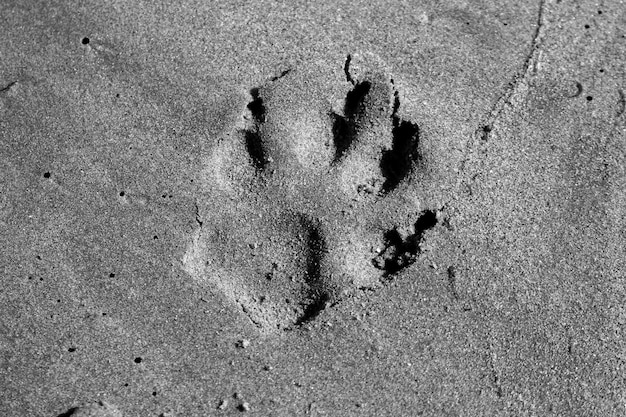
[1,0,625,416]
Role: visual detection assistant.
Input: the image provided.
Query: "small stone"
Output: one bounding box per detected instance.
[238,402,250,412]
[217,399,228,410]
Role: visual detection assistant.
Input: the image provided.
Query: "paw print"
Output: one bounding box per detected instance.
[184,54,442,332]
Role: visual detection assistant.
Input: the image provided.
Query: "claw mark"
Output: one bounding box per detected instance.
[344,54,354,84]
[617,89,625,116]
[240,70,295,172]
[332,71,421,191]
[381,89,421,192]
[391,85,400,114]
[244,87,268,170]
[331,80,371,162]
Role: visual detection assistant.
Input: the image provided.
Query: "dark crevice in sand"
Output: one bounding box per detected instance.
[343,54,354,84]
[391,85,401,114]
[0,80,17,93]
[373,209,439,276]
[240,304,265,329]
[194,201,203,227]
[56,408,79,417]
[270,68,292,82]
[330,80,371,163]
[244,87,268,170]
[381,89,421,192]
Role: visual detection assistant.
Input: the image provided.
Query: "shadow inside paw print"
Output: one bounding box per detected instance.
[184,54,441,332]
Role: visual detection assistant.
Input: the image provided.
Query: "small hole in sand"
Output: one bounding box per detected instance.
[43,172,51,178]
[586,96,593,101]
[119,191,125,197]
[109,273,115,278]
[584,24,590,29]
[81,37,90,45]
[134,357,143,364]
[68,347,76,352]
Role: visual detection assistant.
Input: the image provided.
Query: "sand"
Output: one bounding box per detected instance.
[0,0,624,416]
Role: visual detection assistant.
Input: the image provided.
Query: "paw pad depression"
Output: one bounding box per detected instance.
[184,54,441,332]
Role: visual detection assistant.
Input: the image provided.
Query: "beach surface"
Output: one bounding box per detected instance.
[0,0,624,415]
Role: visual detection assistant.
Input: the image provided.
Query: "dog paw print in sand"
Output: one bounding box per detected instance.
[184,53,442,332]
